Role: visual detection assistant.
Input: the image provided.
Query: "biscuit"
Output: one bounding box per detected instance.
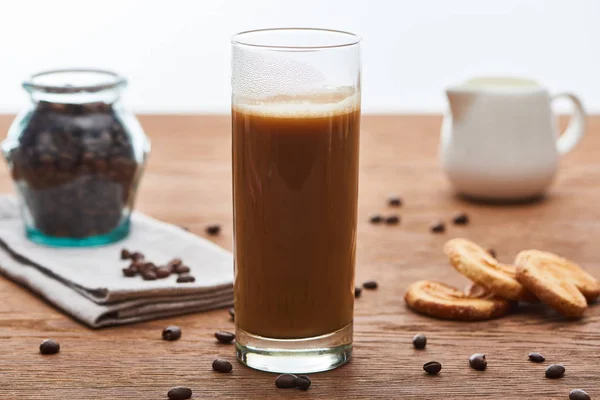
[516,250,597,317]
[464,283,492,299]
[516,250,599,302]
[404,280,512,321]
[444,238,534,302]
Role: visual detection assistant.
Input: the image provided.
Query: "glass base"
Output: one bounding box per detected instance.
[236,323,353,374]
[25,220,130,247]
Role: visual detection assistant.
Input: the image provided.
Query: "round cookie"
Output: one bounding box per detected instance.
[464,283,493,299]
[404,280,512,321]
[516,250,599,302]
[444,238,534,302]
[516,250,596,317]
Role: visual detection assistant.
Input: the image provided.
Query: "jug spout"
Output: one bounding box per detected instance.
[446,87,475,122]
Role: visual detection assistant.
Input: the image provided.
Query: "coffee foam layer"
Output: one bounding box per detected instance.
[233,90,360,118]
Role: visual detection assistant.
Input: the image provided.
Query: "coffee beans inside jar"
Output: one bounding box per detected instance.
[1,70,150,246]
[6,101,143,239]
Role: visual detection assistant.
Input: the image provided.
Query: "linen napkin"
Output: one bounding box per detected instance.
[0,195,234,328]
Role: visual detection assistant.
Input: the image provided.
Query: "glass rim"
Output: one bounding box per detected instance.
[231,28,361,50]
[22,68,127,94]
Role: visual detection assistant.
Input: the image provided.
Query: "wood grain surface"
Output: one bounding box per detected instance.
[0,114,599,399]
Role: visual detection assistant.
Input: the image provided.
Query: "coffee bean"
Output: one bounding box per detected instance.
[155,267,171,279]
[215,331,235,343]
[40,339,60,355]
[469,353,487,371]
[175,265,191,274]
[487,248,497,258]
[212,358,233,373]
[423,361,442,375]
[452,212,469,225]
[142,270,157,281]
[528,352,545,363]
[141,262,156,272]
[430,221,445,233]
[388,197,403,207]
[206,224,221,236]
[162,326,182,341]
[177,274,196,283]
[412,333,427,349]
[354,287,362,298]
[545,364,565,379]
[295,375,311,390]
[131,252,145,261]
[363,280,378,290]
[369,215,383,224]
[130,260,145,273]
[385,215,400,225]
[122,267,137,277]
[167,386,192,400]
[168,258,183,269]
[569,389,591,400]
[275,374,297,389]
[120,248,131,260]
[228,307,235,321]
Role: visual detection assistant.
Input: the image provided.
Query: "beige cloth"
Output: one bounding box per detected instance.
[0,195,233,328]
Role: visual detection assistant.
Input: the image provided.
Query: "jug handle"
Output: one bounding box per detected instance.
[553,93,586,155]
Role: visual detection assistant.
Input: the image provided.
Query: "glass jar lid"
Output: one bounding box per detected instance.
[23,69,127,94]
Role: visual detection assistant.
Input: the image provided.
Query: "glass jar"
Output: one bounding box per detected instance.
[1,69,150,247]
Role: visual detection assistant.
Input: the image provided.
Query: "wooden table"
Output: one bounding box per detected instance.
[0,114,598,399]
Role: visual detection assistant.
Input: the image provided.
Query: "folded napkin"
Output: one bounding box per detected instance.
[0,195,233,328]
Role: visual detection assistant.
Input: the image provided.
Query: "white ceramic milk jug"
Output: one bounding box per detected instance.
[440,77,586,201]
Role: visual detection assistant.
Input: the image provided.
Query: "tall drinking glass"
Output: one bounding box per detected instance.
[231,28,361,373]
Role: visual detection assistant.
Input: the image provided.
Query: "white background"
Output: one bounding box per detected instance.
[0,0,598,114]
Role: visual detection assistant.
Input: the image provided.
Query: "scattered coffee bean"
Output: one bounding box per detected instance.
[175,265,191,274]
[388,197,403,207]
[131,252,145,261]
[39,339,60,355]
[369,215,383,224]
[487,248,497,258]
[155,267,171,279]
[423,361,442,375]
[206,224,221,236]
[569,389,591,400]
[122,267,137,277]
[412,333,427,349]
[295,375,311,390]
[142,270,157,281]
[528,352,545,363]
[452,212,469,225]
[354,287,362,298]
[120,249,131,260]
[215,331,235,344]
[212,358,233,373]
[177,274,196,283]
[469,353,487,371]
[167,386,192,400]
[545,364,565,379]
[141,262,156,272]
[168,258,183,269]
[275,374,297,389]
[385,215,400,225]
[162,326,182,341]
[363,280,378,290]
[130,260,145,273]
[430,221,445,233]
[228,307,235,320]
